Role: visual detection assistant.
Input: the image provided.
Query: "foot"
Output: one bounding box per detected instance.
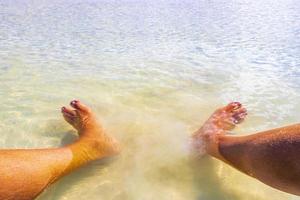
[61,100,121,159]
[192,102,247,156]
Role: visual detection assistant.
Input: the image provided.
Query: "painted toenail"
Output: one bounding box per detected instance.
[61,107,66,112]
[233,102,241,109]
[71,100,78,105]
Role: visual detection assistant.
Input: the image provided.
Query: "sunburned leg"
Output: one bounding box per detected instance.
[0,100,120,200]
[193,102,300,195]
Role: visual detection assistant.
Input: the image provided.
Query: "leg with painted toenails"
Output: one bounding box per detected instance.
[0,100,120,200]
[61,100,120,173]
[193,102,300,195]
[192,102,247,161]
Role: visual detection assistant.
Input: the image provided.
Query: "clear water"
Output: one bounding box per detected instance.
[1,0,300,199]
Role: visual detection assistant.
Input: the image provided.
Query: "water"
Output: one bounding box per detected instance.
[0,0,300,199]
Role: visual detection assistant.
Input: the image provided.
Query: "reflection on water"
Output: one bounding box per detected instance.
[0,0,300,199]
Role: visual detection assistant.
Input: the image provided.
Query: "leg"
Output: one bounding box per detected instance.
[0,100,120,200]
[192,102,247,162]
[193,103,300,195]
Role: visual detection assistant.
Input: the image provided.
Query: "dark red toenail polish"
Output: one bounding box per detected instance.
[70,100,79,108]
[61,107,66,112]
[232,102,241,109]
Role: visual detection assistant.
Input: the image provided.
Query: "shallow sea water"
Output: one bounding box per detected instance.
[1,0,300,199]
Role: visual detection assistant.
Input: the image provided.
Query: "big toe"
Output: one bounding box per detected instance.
[225,102,242,112]
[70,100,91,114]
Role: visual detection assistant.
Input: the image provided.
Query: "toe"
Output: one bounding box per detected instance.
[225,102,242,112]
[232,116,244,124]
[232,107,247,115]
[232,110,247,124]
[62,111,76,124]
[63,112,74,120]
[61,106,76,116]
[70,100,91,113]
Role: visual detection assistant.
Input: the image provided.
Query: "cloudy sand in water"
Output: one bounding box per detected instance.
[1,0,300,199]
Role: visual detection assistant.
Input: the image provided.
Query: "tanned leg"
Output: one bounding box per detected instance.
[193,102,300,195]
[0,100,120,200]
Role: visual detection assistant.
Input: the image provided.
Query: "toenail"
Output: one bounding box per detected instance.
[234,102,241,106]
[71,100,78,105]
[233,102,241,109]
[61,107,66,111]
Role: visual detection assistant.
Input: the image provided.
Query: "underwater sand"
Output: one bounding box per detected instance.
[0,0,300,199]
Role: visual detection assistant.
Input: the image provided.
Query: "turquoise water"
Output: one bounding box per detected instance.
[1,0,300,199]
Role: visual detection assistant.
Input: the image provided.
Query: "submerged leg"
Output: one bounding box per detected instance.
[193,102,300,195]
[192,102,247,161]
[0,100,120,200]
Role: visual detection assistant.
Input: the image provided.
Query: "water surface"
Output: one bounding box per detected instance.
[0,0,300,199]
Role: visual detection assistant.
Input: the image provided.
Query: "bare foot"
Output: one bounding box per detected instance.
[61,100,120,160]
[192,102,247,156]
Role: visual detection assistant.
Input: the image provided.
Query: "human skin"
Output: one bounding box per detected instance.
[0,100,120,200]
[192,102,300,195]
